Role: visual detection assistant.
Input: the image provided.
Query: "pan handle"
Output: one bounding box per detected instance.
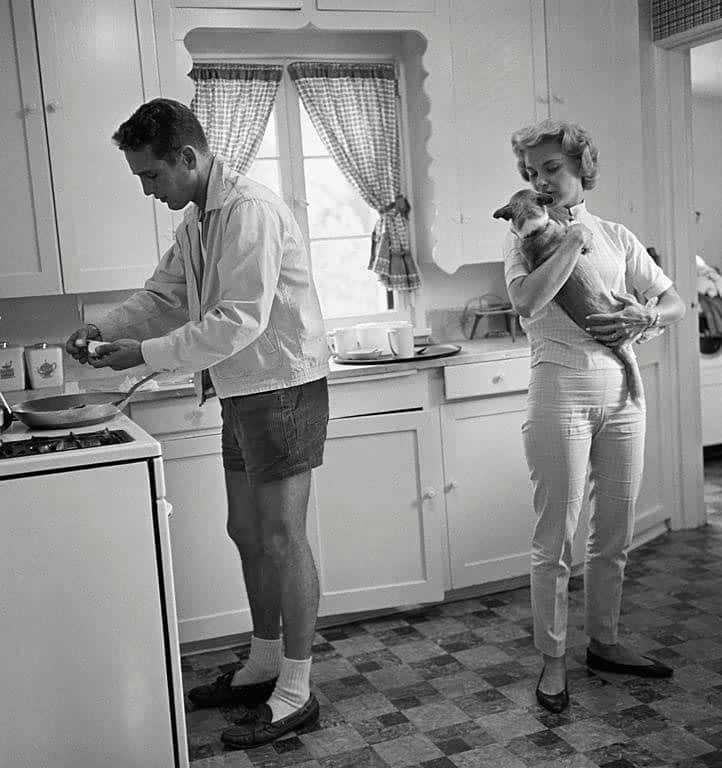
[111,372,158,411]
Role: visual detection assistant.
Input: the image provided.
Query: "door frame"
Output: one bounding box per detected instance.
[642,9,722,529]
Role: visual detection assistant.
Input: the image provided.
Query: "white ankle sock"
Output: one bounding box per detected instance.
[267,656,312,723]
[231,636,282,687]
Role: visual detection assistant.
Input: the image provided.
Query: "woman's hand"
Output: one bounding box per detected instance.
[585,291,653,347]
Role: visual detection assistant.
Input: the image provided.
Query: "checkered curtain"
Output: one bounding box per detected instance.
[288,61,420,293]
[189,63,282,174]
[651,0,722,40]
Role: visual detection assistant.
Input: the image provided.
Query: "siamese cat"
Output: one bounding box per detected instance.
[493,189,642,405]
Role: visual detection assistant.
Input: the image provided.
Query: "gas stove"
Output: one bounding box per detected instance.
[0,428,133,459]
[0,414,161,477]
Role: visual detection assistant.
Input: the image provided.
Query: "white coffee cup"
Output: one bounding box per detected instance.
[327,327,359,355]
[354,322,391,354]
[387,322,415,358]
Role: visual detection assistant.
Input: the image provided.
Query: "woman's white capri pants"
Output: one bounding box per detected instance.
[523,362,646,657]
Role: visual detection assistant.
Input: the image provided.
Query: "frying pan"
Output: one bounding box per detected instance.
[3,373,156,431]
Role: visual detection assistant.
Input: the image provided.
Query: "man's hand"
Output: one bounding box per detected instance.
[89,339,145,370]
[66,325,102,364]
[585,291,653,347]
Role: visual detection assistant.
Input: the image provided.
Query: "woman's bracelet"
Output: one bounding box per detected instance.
[646,309,661,331]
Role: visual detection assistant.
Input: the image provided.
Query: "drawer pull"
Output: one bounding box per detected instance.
[446,480,459,491]
[422,487,437,500]
[492,374,504,384]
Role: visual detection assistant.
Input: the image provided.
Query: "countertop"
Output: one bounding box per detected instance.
[5,335,530,406]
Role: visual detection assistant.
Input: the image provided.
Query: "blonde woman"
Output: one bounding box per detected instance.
[503,119,686,713]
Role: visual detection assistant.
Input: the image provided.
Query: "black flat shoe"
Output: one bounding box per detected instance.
[187,670,278,709]
[586,649,673,678]
[221,694,320,748]
[535,668,569,713]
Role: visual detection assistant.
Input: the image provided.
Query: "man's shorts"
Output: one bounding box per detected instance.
[220,377,329,484]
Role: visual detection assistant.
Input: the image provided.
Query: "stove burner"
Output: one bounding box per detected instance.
[0,429,133,459]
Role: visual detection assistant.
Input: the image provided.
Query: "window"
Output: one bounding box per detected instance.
[245,65,403,321]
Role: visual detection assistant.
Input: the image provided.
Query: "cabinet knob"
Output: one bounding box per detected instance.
[422,487,437,500]
[537,95,550,104]
[23,103,38,115]
[552,94,565,104]
[46,100,61,113]
[447,480,459,491]
[492,374,504,384]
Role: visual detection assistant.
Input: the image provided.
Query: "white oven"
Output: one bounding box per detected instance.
[1,414,188,768]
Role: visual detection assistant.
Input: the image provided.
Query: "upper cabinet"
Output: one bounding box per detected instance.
[435,0,644,272]
[170,0,302,7]
[316,0,434,10]
[1,0,173,299]
[1,0,62,296]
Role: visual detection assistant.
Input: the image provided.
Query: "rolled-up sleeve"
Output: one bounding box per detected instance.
[503,231,529,288]
[622,226,673,301]
[96,240,189,341]
[141,199,283,372]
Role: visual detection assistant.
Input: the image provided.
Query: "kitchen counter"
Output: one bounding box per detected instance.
[5,336,530,406]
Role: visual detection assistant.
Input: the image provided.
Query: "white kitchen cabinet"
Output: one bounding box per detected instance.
[447,0,546,271]
[440,0,644,272]
[316,0,434,10]
[133,394,445,644]
[308,409,446,615]
[542,0,644,235]
[1,0,172,299]
[441,392,534,589]
[700,353,722,447]
[1,0,62,296]
[170,0,301,7]
[158,429,255,644]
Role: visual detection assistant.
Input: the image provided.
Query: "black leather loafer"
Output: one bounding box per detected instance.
[535,668,569,713]
[586,649,673,678]
[221,694,320,748]
[187,670,278,709]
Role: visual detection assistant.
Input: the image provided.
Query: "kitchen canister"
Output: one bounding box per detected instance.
[0,342,26,391]
[25,342,64,389]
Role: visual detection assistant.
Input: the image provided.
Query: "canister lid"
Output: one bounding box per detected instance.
[0,341,22,349]
[31,342,50,349]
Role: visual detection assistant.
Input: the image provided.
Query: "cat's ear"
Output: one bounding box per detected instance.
[536,193,554,206]
[493,205,512,220]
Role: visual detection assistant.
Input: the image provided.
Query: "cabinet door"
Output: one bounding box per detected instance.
[445,0,546,271]
[160,432,253,644]
[33,0,170,293]
[441,394,534,589]
[308,410,445,615]
[316,0,433,9]
[545,0,644,234]
[0,0,62,297]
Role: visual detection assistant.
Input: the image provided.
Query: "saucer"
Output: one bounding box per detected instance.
[335,348,382,361]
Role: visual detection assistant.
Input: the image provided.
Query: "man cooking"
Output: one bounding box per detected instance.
[66,97,329,748]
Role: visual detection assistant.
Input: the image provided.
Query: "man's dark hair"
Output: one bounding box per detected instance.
[113,98,209,162]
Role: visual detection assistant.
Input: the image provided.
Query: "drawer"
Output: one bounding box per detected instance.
[329,369,427,418]
[444,357,530,400]
[129,397,222,436]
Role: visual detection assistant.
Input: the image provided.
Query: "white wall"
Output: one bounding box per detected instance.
[691,95,722,271]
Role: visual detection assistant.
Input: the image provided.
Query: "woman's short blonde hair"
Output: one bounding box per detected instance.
[511,119,599,190]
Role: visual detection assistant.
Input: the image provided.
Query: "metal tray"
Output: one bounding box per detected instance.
[333,343,461,365]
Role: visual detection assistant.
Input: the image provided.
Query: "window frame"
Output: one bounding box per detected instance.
[191,51,416,328]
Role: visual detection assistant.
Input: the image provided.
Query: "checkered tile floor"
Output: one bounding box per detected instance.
[184,455,722,768]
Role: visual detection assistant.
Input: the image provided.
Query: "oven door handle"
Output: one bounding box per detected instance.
[156,498,174,518]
